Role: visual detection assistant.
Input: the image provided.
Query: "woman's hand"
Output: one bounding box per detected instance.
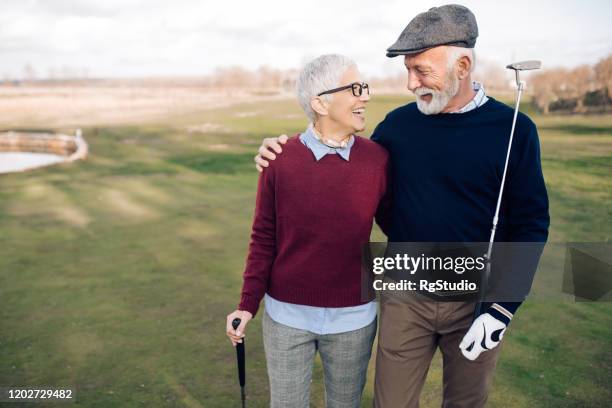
[226,310,253,346]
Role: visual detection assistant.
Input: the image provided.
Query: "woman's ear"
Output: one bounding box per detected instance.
[311,97,328,117]
[457,55,472,80]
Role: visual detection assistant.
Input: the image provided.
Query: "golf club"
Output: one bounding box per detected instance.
[473,60,542,322]
[231,318,246,408]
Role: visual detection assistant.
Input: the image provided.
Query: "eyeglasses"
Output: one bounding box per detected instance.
[317,82,370,97]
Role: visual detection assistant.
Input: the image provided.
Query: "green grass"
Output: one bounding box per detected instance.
[0,94,611,407]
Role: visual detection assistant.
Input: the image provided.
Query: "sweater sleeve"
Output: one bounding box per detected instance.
[370,116,389,147]
[486,117,550,323]
[375,154,393,237]
[238,166,277,316]
[502,116,550,242]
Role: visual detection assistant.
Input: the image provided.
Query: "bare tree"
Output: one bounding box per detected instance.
[531,56,610,113]
[594,55,612,92]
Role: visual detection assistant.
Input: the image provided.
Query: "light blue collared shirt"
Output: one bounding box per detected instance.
[299,123,355,161]
[453,81,489,113]
[264,125,377,335]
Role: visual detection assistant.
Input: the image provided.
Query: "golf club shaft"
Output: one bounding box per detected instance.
[474,79,524,320]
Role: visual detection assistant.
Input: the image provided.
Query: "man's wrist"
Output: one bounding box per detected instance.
[487,303,513,326]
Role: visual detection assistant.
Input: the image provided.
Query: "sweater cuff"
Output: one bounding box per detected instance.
[487,302,519,326]
[238,294,261,317]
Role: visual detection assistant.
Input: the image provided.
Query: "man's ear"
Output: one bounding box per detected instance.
[457,55,472,80]
[311,97,328,117]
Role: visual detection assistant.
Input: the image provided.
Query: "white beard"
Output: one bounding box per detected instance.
[413,72,460,115]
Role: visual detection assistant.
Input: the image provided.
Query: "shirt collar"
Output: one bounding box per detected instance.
[452,81,489,114]
[299,124,354,161]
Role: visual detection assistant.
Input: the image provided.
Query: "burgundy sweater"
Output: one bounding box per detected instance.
[238,135,390,316]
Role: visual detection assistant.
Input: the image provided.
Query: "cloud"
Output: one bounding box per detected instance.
[0,0,610,79]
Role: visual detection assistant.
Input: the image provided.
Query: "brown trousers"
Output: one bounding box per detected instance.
[374,294,502,408]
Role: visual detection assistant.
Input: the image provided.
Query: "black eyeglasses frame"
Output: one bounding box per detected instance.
[317,82,370,97]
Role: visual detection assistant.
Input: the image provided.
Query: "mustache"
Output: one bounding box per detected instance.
[413,87,440,96]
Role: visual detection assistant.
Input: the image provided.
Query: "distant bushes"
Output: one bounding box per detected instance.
[532,54,611,114]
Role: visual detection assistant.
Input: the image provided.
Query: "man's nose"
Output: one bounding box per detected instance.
[407,72,420,92]
[360,91,371,102]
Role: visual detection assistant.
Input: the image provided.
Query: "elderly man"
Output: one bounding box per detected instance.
[255,5,549,407]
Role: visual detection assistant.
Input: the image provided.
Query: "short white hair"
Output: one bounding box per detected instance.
[446,46,476,73]
[296,54,356,122]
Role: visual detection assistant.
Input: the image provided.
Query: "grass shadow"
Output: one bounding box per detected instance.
[539,124,612,136]
[168,152,255,174]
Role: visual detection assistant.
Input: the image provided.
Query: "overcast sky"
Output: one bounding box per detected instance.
[0,0,610,79]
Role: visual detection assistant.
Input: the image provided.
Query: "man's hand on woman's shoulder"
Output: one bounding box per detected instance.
[254,134,289,172]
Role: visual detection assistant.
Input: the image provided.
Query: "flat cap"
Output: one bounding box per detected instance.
[386,4,478,57]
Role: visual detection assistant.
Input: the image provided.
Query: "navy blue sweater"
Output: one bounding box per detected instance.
[371,97,550,321]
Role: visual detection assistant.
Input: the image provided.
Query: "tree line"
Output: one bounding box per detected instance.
[530,54,611,114]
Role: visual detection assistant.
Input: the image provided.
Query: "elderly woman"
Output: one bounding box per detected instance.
[226,54,390,407]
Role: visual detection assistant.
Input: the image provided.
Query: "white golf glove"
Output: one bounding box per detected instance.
[459,313,507,361]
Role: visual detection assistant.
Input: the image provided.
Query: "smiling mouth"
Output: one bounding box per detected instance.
[419,93,432,102]
[352,107,366,118]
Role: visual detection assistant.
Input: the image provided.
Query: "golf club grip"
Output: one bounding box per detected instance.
[231,317,241,331]
[232,318,246,387]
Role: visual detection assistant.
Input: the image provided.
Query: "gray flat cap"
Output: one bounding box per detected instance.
[386,4,478,57]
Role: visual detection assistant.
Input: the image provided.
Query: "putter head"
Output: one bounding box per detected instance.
[506,60,542,71]
[506,60,541,88]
